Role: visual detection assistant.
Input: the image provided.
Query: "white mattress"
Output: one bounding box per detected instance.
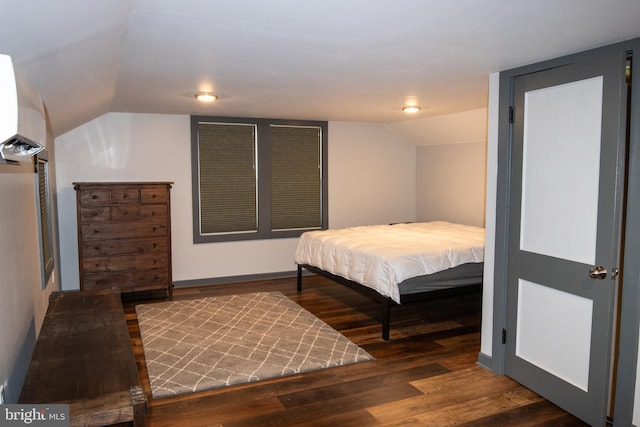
[294,221,485,304]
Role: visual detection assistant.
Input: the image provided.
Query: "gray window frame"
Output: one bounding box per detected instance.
[191,116,328,243]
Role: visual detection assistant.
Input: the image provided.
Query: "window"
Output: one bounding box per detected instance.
[191,116,328,242]
[36,152,54,288]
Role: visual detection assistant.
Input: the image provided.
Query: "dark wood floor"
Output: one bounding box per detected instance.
[123,275,588,426]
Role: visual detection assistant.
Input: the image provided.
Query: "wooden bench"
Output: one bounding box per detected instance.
[19,288,146,426]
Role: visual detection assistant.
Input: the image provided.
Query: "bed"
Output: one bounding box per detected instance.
[294,221,485,340]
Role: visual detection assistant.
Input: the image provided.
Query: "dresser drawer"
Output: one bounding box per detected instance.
[83,254,169,273]
[81,221,168,240]
[111,188,140,204]
[83,269,170,291]
[79,207,110,222]
[140,204,168,221]
[82,238,168,258]
[111,206,140,221]
[141,187,168,204]
[79,190,110,206]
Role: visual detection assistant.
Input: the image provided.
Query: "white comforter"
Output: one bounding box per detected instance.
[294,221,485,304]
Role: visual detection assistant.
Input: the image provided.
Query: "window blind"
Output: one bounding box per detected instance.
[37,158,54,287]
[198,122,257,234]
[270,125,322,230]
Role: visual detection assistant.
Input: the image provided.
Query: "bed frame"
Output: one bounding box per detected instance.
[297,263,482,340]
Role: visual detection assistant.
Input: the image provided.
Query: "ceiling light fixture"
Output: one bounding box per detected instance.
[195,92,217,102]
[402,105,421,113]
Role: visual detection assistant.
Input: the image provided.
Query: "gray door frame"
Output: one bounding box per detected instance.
[491,38,640,425]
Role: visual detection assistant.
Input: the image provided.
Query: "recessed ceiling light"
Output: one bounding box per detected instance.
[195,92,217,102]
[402,105,421,113]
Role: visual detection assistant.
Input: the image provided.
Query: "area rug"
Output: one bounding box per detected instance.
[136,291,373,398]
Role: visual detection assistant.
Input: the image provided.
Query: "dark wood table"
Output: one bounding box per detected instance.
[19,288,146,426]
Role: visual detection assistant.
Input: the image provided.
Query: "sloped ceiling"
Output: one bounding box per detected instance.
[1,0,640,139]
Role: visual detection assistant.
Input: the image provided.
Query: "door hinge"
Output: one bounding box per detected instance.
[502,328,507,344]
[509,106,514,124]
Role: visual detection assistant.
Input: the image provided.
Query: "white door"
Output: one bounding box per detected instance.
[504,52,628,426]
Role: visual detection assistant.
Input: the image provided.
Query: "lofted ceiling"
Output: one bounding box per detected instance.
[1,0,640,138]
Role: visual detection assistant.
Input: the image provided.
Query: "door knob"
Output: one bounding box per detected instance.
[588,266,607,280]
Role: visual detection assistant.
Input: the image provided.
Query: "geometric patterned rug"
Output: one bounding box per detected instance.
[136,291,374,399]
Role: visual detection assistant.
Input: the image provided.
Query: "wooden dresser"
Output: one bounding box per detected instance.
[74,182,173,298]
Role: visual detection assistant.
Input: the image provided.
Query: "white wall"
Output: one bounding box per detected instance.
[390,108,488,147]
[415,141,486,227]
[54,114,417,290]
[0,162,57,403]
[328,122,416,229]
[480,73,500,359]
